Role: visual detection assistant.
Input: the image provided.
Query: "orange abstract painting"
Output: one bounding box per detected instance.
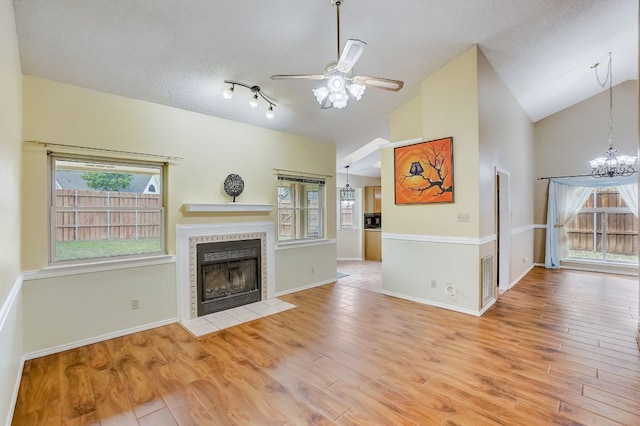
[394,137,454,204]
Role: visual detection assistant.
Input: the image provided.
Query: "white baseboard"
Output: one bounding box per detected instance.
[23,318,177,361]
[1,274,23,426]
[510,264,535,289]
[378,289,485,317]
[5,356,25,426]
[275,278,336,297]
[337,257,363,261]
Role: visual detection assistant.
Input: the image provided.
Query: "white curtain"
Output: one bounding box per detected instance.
[545,182,592,268]
[618,183,638,217]
[544,175,637,269]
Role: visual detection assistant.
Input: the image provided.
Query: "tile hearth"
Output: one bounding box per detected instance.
[179,298,296,337]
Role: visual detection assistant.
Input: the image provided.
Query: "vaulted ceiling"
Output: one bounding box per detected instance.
[13,0,638,176]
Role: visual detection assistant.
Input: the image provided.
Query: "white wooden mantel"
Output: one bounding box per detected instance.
[182,203,274,213]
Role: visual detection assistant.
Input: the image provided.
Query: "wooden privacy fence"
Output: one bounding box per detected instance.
[565,189,638,255]
[566,212,638,255]
[55,189,162,242]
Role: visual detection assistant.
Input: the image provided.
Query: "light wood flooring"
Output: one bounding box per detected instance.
[12,266,640,425]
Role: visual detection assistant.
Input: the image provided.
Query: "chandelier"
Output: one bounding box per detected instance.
[340,165,355,206]
[589,53,636,178]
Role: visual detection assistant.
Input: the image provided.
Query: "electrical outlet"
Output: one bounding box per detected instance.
[311,267,315,274]
[131,299,139,310]
[457,213,470,222]
[445,284,456,296]
[523,257,529,263]
[431,280,437,288]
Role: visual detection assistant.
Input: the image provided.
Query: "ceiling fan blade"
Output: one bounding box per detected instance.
[270,74,326,81]
[336,39,367,74]
[352,75,404,91]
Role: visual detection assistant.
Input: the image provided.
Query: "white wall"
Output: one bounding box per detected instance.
[0,0,24,423]
[477,50,535,286]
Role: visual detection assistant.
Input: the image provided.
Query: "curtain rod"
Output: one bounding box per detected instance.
[273,168,333,178]
[538,171,637,180]
[537,173,593,180]
[25,140,183,161]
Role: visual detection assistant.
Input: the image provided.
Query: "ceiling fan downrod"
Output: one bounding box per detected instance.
[332,0,343,59]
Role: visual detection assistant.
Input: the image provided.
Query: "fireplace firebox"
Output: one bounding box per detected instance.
[196,239,261,316]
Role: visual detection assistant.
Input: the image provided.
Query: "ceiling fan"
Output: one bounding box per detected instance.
[270,0,404,109]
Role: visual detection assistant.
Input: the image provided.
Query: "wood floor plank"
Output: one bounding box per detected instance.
[11,265,640,425]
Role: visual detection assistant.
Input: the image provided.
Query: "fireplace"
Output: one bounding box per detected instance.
[197,239,261,315]
[176,222,275,321]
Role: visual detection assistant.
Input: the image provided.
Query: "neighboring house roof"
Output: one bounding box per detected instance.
[55,170,157,193]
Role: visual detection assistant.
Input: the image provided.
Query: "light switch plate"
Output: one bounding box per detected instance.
[457,213,470,222]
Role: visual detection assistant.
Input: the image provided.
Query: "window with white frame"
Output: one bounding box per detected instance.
[277,175,325,242]
[565,187,638,264]
[50,155,165,263]
[339,196,356,230]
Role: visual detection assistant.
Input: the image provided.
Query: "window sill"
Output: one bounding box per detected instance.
[23,254,176,280]
[276,238,336,251]
[561,259,638,276]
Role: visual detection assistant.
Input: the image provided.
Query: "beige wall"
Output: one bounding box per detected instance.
[0,0,24,423]
[389,94,422,142]
[533,80,638,263]
[20,76,337,354]
[382,45,535,313]
[385,46,480,237]
[383,46,483,313]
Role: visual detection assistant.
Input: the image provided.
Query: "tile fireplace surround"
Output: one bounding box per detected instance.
[175,222,276,323]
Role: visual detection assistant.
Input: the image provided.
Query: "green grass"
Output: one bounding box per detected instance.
[568,249,638,264]
[55,238,162,261]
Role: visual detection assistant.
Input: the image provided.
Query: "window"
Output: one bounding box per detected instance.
[50,155,165,263]
[277,175,325,242]
[566,187,638,264]
[339,198,356,230]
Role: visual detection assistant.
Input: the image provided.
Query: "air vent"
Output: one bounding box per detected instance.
[481,255,494,306]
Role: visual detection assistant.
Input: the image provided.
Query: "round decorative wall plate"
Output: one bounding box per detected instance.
[223,173,244,202]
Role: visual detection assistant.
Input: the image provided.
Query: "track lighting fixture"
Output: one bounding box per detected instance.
[222,80,276,119]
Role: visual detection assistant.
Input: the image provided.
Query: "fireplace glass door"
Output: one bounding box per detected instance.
[197,239,261,315]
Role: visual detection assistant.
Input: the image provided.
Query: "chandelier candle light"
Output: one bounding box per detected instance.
[589,52,636,178]
[222,80,276,119]
[340,165,355,206]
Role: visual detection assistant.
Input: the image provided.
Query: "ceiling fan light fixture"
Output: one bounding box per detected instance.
[348,83,366,100]
[313,87,329,104]
[266,105,274,119]
[331,95,348,109]
[328,75,345,92]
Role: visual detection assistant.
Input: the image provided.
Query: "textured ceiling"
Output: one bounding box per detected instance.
[13,0,638,176]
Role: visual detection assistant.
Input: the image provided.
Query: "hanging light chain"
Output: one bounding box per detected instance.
[592,52,613,147]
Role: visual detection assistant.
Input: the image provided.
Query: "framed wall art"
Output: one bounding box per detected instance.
[394,137,454,204]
